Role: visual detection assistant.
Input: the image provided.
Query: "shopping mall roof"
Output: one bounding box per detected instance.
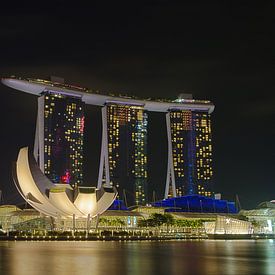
[152,195,237,214]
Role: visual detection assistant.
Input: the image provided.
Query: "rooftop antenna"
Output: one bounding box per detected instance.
[152,190,156,203]
[235,194,242,212]
[123,189,128,208]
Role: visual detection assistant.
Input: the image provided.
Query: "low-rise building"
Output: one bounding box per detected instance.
[240,201,275,234]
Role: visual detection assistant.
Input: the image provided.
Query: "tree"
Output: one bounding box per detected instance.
[114,218,126,227]
[174,219,203,228]
[138,219,147,227]
[150,213,167,227]
[163,213,175,231]
[99,217,110,227]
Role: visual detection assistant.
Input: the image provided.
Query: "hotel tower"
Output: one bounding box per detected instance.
[165,108,213,198]
[34,91,85,187]
[97,103,148,206]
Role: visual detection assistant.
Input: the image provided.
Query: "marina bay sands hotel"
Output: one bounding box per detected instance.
[2,77,214,206]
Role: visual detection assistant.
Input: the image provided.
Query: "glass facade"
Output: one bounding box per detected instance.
[107,104,148,206]
[170,110,213,197]
[42,92,84,187]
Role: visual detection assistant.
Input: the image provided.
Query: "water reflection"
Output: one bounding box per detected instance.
[0,240,274,275]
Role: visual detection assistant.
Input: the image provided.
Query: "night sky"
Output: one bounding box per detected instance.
[0,1,274,209]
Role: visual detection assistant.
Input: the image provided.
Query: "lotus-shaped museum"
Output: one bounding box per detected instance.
[12,147,117,218]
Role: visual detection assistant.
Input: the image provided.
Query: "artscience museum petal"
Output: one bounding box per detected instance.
[12,147,117,218]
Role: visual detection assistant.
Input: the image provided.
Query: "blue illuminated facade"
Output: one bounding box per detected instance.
[152,195,237,214]
[108,199,129,211]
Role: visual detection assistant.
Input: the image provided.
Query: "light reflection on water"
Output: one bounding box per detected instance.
[0,240,275,275]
